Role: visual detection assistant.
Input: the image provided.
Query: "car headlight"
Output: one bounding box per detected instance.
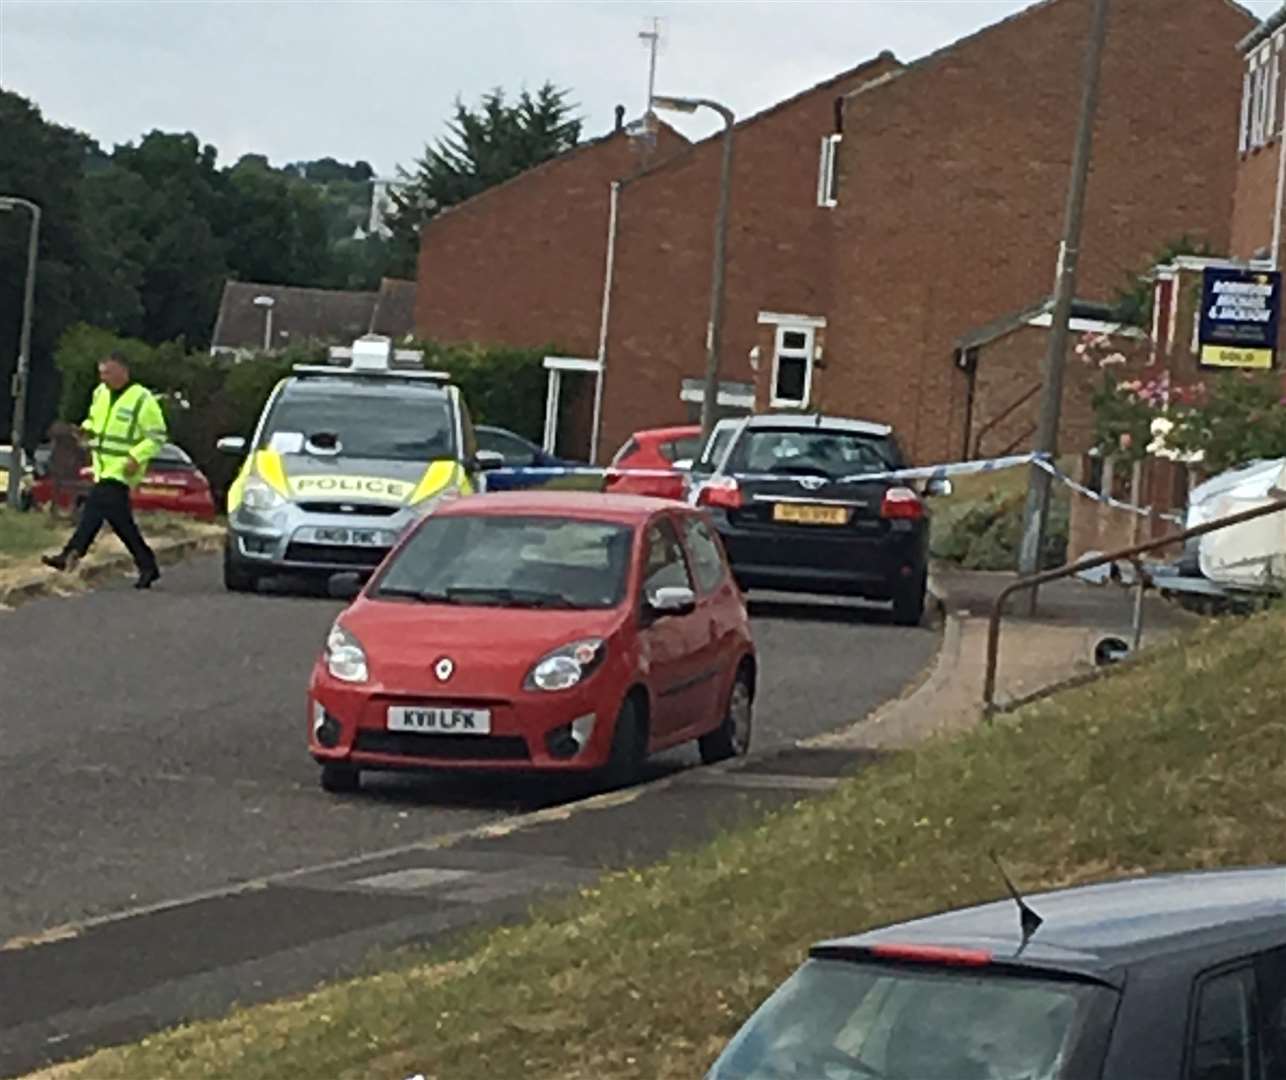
[243,478,284,512]
[525,638,606,692]
[325,622,369,683]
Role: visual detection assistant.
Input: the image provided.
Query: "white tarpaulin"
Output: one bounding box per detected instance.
[1186,458,1286,589]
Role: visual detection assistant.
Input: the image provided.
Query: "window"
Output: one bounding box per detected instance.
[477,428,536,467]
[261,384,455,462]
[1257,948,1286,1076]
[642,518,693,596]
[682,516,727,594]
[817,133,841,207]
[730,428,897,479]
[1188,968,1258,1080]
[771,325,816,408]
[659,437,702,464]
[1241,42,1282,153]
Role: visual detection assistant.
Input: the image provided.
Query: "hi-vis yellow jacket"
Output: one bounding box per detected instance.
[82,383,168,488]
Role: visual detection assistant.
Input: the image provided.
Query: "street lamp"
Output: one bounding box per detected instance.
[0,195,41,512]
[652,94,735,442]
[252,294,275,353]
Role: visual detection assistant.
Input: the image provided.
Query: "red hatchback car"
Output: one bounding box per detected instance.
[29,442,217,521]
[308,492,756,794]
[604,425,703,501]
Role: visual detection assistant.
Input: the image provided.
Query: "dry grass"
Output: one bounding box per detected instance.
[35,605,1286,1080]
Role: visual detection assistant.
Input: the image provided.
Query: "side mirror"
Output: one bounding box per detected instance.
[327,571,364,601]
[646,585,697,617]
[475,449,505,471]
[924,477,953,498]
[217,435,247,456]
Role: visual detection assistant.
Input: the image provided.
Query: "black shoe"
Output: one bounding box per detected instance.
[42,551,79,572]
[135,567,161,590]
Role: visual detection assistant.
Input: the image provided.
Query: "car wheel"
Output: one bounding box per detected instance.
[601,695,647,790]
[699,666,754,765]
[320,761,360,794]
[223,541,259,593]
[891,570,927,627]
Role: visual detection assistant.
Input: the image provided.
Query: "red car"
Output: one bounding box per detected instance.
[308,491,756,794]
[604,425,703,500]
[30,442,217,522]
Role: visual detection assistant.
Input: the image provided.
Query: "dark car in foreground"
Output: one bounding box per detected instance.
[689,414,947,625]
[708,867,1286,1079]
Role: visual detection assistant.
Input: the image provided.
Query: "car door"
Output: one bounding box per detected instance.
[638,516,705,743]
[678,511,743,728]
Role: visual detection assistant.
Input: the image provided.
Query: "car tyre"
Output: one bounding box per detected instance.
[891,570,927,627]
[699,666,753,765]
[223,541,259,593]
[320,762,360,794]
[601,695,647,790]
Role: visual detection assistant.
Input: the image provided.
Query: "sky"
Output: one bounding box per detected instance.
[1,0,1281,178]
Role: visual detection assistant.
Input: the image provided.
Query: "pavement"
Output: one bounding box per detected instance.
[0,554,939,1078]
[0,556,1198,1078]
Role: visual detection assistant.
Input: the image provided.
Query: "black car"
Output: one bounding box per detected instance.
[689,414,946,625]
[707,867,1286,1079]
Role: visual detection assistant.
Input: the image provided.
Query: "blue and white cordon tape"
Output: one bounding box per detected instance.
[485,450,1183,522]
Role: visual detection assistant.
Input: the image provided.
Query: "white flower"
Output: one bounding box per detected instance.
[1099,352,1127,367]
[1150,417,1174,437]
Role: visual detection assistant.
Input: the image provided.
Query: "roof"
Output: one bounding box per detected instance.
[818,868,1286,985]
[1240,2,1286,51]
[210,281,379,352]
[740,413,894,437]
[623,52,900,190]
[368,278,417,340]
[847,0,1255,104]
[956,296,1142,351]
[281,373,450,399]
[439,490,686,522]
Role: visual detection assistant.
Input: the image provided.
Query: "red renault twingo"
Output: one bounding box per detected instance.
[308,492,756,794]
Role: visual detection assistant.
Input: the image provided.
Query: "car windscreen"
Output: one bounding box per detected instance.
[728,429,897,480]
[372,515,633,610]
[708,957,1109,1080]
[259,383,456,463]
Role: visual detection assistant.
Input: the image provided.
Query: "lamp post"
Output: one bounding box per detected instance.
[652,94,735,442]
[1,195,41,512]
[253,294,275,353]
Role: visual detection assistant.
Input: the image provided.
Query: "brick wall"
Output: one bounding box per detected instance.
[828,0,1253,467]
[414,126,688,356]
[595,55,901,461]
[1230,140,1281,261]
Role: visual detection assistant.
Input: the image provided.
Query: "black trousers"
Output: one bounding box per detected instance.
[66,479,158,574]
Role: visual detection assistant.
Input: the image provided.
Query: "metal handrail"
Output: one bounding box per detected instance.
[983,496,1286,715]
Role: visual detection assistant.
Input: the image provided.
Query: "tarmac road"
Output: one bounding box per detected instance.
[0,555,937,1074]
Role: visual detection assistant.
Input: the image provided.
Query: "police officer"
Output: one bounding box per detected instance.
[42,351,168,589]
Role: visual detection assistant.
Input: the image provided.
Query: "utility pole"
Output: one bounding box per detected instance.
[1016,0,1111,611]
[1,195,41,512]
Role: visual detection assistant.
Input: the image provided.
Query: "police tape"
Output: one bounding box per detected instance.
[483,453,1186,523]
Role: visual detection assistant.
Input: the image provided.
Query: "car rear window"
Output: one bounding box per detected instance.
[660,436,701,463]
[729,429,897,480]
[708,957,1109,1080]
[373,515,633,610]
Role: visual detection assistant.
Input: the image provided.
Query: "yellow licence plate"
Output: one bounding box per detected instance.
[772,503,848,526]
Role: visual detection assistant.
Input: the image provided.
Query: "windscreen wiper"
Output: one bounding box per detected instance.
[445,587,577,609]
[375,587,459,604]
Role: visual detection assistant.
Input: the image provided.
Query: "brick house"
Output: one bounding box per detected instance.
[1231,5,1286,264]
[815,0,1255,466]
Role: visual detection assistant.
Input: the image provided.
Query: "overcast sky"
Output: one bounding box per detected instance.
[2,0,1280,177]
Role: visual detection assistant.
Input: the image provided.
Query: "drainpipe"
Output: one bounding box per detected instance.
[590,180,621,464]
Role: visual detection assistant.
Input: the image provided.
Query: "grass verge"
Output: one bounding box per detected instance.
[37,605,1286,1080]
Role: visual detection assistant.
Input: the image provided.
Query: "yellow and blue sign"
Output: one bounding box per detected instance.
[1199,267,1281,370]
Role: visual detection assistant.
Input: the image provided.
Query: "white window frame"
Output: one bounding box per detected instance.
[770,323,816,408]
[1244,43,1281,152]
[816,133,841,208]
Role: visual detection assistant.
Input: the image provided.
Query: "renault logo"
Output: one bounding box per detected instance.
[434,657,455,682]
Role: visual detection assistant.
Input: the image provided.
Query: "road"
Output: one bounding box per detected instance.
[0,555,937,1073]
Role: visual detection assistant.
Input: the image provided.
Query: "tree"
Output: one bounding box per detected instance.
[387,82,582,275]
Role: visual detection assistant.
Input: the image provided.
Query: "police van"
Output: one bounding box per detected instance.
[217,335,499,592]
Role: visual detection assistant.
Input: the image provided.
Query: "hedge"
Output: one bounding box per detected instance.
[53,325,566,500]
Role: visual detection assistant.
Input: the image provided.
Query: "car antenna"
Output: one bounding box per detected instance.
[989,851,1043,952]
